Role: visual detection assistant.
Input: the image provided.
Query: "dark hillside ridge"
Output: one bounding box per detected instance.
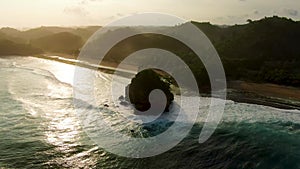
[0,16,299,87]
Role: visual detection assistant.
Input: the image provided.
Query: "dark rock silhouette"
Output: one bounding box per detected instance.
[125,69,174,112]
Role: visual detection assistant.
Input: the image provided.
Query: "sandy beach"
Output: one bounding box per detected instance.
[228,81,300,109]
[228,81,300,101]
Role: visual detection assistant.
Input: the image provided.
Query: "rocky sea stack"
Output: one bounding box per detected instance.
[125,69,174,113]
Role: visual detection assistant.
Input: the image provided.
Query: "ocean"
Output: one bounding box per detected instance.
[0,56,299,169]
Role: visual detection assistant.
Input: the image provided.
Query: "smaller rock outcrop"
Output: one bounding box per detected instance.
[125,69,174,112]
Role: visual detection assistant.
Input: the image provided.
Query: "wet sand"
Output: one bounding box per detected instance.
[228,81,300,110]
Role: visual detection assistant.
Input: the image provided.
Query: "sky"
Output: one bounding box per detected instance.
[0,0,300,28]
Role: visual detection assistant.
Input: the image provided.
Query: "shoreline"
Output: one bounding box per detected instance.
[7,54,300,110]
[227,81,300,110]
[33,54,137,78]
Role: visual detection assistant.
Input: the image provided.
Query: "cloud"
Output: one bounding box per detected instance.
[117,13,124,17]
[64,0,103,17]
[79,0,103,5]
[284,9,298,16]
[66,0,103,15]
[64,6,89,17]
[79,0,88,5]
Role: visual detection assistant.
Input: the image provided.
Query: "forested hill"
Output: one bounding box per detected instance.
[0,16,299,86]
[0,26,101,57]
[193,16,300,86]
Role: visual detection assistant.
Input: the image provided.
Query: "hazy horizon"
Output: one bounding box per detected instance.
[1,0,300,29]
[1,15,299,31]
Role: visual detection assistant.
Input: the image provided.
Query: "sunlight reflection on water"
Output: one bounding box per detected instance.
[3,57,99,168]
[41,59,75,85]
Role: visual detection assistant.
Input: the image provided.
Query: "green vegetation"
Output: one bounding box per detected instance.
[0,39,42,56]
[0,16,299,87]
[100,16,300,88]
[195,16,300,86]
[0,26,101,58]
[30,32,83,56]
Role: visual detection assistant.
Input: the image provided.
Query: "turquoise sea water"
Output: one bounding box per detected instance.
[0,56,299,169]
